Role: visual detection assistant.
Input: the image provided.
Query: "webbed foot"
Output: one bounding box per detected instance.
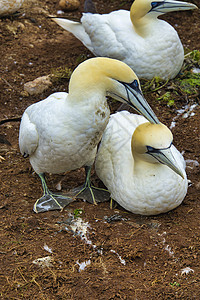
[34,173,75,213]
[69,166,110,204]
[33,192,74,213]
[70,184,110,205]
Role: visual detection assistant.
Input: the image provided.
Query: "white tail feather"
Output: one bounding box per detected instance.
[53,18,94,52]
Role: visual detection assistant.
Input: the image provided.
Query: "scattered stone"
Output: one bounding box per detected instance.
[31,7,49,15]
[18,22,25,31]
[84,0,96,13]
[44,244,53,254]
[20,90,29,97]
[6,24,18,35]
[185,159,199,170]
[76,259,91,272]
[59,0,80,11]
[24,75,52,95]
[0,155,5,163]
[32,256,54,268]
[0,0,24,17]
[181,267,194,276]
[195,182,200,190]
[104,214,127,223]
[0,134,11,146]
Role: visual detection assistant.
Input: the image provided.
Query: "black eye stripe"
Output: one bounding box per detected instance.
[151,2,158,9]
[118,79,140,91]
[146,142,172,153]
[127,80,141,94]
[130,79,139,89]
[124,80,142,95]
[149,1,165,12]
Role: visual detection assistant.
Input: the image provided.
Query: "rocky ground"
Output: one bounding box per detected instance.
[0,0,200,299]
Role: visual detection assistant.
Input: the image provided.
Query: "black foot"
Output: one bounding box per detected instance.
[33,193,74,213]
[69,185,110,205]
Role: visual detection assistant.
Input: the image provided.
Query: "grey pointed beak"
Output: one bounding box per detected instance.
[109,80,160,124]
[127,86,159,124]
[151,0,198,14]
[150,147,185,179]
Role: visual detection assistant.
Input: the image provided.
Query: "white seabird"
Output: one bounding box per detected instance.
[19,57,159,213]
[53,0,197,80]
[95,111,188,215]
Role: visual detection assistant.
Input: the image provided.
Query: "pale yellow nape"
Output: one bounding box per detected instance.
[130,0,157,36]
[132,122,173,154]
[130,0,153,21]
[68,57,139,98]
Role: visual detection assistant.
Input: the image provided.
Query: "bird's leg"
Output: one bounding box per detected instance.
[110,198,118,209]
[33,173,75,213]
[70,166,110,204]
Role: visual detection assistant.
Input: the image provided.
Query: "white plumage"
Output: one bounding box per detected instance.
[53,0,197,80]
[0,0,24,16]
[19,92,107,175]
[19,57,159,213]
[95,111,188,215]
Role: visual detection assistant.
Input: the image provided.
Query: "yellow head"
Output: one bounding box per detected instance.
[132,122,172,154]
[69,57,138,93]
[130,0,197,20]
[131,122,184,178]
[130,0,197,35]
[68,57,159,124]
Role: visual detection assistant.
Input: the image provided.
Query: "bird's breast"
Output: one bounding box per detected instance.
[30,97,110,174]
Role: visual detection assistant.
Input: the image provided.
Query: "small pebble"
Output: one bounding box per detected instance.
[0,0,24,17]
[59,0,80,11]
[24,75,52,95]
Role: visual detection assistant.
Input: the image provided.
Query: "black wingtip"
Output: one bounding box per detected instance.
[0,134,11,146]
[23,152,29,158]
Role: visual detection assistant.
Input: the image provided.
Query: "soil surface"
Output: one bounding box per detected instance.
[0,0,200,299]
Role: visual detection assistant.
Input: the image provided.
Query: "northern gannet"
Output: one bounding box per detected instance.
[53,0,197,80]
[95,111,188,215]
[19,57,159,213]
[0,0,24,17]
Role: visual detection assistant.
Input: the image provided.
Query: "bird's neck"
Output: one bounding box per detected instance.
[130,14,159,37]
[68,87,106,107]
[67,90,110,132]
[133,156,159,179]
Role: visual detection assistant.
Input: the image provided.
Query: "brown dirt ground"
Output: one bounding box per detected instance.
[0,0,200,299]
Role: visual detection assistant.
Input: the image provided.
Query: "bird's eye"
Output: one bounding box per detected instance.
[128,79,140,91]
[123,79,141,94]
[132,79,139,88]
[146,145,155,153]
[151,1,164,10]
[151,2,158,9]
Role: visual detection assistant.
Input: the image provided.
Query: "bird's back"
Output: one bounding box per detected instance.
[95,111,187,215]
[81,11,183,79]
[95,111,147,187]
